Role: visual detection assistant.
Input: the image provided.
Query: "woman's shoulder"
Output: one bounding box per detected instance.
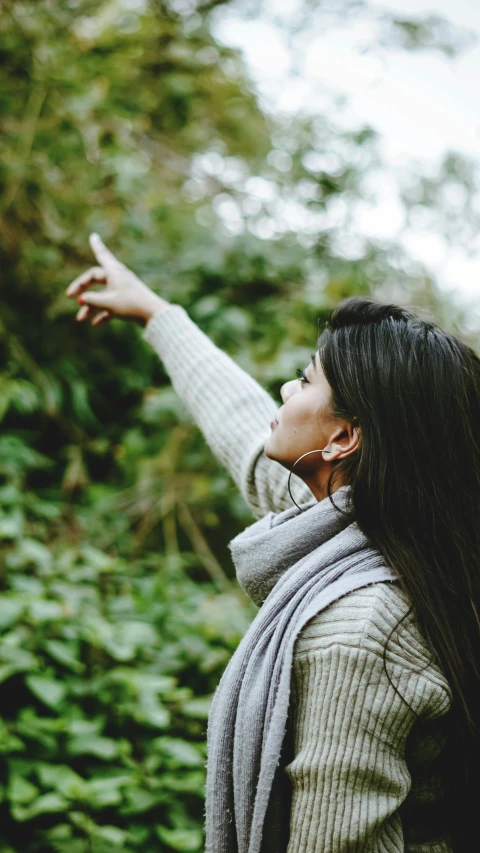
[294,580,408,655]
[293,580,452,701]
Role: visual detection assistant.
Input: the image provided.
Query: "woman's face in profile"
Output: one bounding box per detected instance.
[264,351,358,496]
[264,352,334,468]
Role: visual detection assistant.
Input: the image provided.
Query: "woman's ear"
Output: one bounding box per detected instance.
[327,422,359,461]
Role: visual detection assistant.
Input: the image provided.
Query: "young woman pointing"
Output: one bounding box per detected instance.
[66,233,480,853]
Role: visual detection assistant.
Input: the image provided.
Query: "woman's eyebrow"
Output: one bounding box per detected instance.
[310,352,317,371]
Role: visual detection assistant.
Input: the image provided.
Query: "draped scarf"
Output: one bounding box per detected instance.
[205,485,398,853]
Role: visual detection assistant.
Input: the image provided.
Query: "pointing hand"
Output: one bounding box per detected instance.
[65,234,169,328]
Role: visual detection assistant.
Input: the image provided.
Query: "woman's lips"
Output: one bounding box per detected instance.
[270,414,279,429]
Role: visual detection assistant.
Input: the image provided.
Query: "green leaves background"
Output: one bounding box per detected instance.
[0,464,255,852]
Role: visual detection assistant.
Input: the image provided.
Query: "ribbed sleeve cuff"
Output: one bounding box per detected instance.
[142,303,192,359]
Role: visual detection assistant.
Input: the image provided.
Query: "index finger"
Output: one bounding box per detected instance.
[89,233,123,269]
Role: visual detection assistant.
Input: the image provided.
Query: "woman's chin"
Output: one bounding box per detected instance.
[263,432,285,463]
[263,432,277,460]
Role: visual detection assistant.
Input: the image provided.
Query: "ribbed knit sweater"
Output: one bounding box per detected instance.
[142,305,454,853]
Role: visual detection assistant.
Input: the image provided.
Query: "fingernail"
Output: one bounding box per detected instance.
[78,296,85,304]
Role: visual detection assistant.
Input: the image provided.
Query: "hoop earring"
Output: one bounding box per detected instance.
[287,448,332,512]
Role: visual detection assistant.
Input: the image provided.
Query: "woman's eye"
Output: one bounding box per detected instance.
[295,368,309,384]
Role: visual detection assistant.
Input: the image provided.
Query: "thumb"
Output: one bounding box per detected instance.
[89,232,122,269]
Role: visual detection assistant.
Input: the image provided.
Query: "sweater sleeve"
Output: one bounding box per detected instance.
[142,304,314,518]
[286,645,414,852]
[285,584,452,853]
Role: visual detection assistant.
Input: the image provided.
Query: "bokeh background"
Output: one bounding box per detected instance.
[1,1,479,851]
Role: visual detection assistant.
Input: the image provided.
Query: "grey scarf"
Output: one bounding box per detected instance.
[205,485,398,853]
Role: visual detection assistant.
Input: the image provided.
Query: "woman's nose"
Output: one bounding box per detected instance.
[280,379,297,403]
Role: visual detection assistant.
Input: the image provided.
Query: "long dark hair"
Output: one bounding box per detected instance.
[317,296,479,852]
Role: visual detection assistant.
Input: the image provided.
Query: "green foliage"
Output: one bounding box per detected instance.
[1,0,479,850]
[0,442,255,851]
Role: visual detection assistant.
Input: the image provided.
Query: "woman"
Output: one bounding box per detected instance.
[66,233,479,853]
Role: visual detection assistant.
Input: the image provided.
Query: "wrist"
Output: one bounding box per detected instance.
[140,293,171,325]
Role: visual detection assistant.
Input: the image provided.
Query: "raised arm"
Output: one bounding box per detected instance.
[142,304,314,519]
[65,234,313,519]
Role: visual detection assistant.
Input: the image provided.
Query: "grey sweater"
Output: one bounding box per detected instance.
[143,305,454,853]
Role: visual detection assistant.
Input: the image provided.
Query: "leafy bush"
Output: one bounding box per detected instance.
[0,434,256,852]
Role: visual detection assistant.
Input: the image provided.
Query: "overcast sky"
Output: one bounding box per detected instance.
[212,0,480,321]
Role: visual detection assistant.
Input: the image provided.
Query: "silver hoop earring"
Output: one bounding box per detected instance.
[287,448,332,512]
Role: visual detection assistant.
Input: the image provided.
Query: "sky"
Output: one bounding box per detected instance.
[211,0,480,320]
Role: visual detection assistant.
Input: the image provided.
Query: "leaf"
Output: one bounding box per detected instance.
[11,792,68,822]
[36,764,87,800]
[0,483,22,504]
[114,620,158,647]
[65,716,104,737]
[0,664,28,684]
[180,695,213,719]
[120,786,162,815]
[155,825,203,852]
[0,729,25,754]
[151,737,204,767]
[136,688,170,729]
[10,575,44,595]
[69,811,130,845]
[80,544,116,572]
[93,825,129,846]
[28,599,64,622]
[69,380,99,429]
[105,668,175,692]
[28,498,62,520]
[0,644,37,669]
[101,621,158,661]
[5,538,52,573]
[7,775,39,804]
[0,598,24,630]
[0,649,37,684]
[15,708,63,749]
[0,436,54,477]
[25,676,66,710]
[43,639,84,673]
[158,771,205,795]
[67,735,119,759]
[0,511,23,540]
[46,822,72,840]
[83,776,131,809]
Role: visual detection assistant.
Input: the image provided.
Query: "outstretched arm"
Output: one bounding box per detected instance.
[142,305,314,519]
[65,233,313,519]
